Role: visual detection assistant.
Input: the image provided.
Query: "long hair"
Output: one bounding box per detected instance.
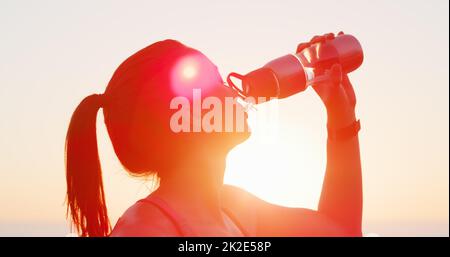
[65,94,110,236]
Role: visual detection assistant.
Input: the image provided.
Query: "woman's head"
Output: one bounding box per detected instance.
[65,40,249,236]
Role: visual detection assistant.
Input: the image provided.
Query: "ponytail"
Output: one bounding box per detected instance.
[65,94,110,237]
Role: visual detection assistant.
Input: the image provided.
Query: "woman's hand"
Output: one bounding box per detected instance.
[297,32,357,129]
[298,33,363,236]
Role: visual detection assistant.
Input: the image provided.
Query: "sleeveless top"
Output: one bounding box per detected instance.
[136,195,249,236]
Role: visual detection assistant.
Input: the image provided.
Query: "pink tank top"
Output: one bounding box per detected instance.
[137,196,249,236]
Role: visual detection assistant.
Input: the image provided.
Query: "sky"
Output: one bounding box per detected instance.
[0,0,448,236]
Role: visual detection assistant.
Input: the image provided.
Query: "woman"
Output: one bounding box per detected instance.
[65,33,362,237]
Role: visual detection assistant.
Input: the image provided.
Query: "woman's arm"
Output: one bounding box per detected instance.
[305,33,363,236]
[222,33,363,236]
[318,119,362,236]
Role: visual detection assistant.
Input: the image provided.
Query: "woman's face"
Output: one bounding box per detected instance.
[167,51,251,151]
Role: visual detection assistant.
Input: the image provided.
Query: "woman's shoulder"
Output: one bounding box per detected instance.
[221,184,257,203]
[109,198,179,237]
[221,184,270,207]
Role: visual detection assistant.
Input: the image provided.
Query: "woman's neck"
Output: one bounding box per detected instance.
[153,151,228,225]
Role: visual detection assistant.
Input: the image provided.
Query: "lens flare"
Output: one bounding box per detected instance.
[170,53,223,98]
[182,63,198,80]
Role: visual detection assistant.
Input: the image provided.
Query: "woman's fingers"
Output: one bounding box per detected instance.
[297,32,337,53]
[310,35,326,44]
[341,74,357,106]
[296,42,310,53]
[310,35,321,43]
[311,33,335,44]
[329,64,343,85]
[312,64,343,104]
[325,33,335,40]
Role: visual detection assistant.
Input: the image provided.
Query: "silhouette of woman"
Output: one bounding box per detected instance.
[65,33,363,237]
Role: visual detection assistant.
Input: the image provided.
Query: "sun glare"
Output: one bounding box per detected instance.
[182,63,198,80]
[224,102,322,209]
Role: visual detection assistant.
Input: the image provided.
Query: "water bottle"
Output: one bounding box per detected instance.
[227,34,364,101]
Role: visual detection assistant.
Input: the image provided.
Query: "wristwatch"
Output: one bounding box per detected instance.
[328,119,361,141]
